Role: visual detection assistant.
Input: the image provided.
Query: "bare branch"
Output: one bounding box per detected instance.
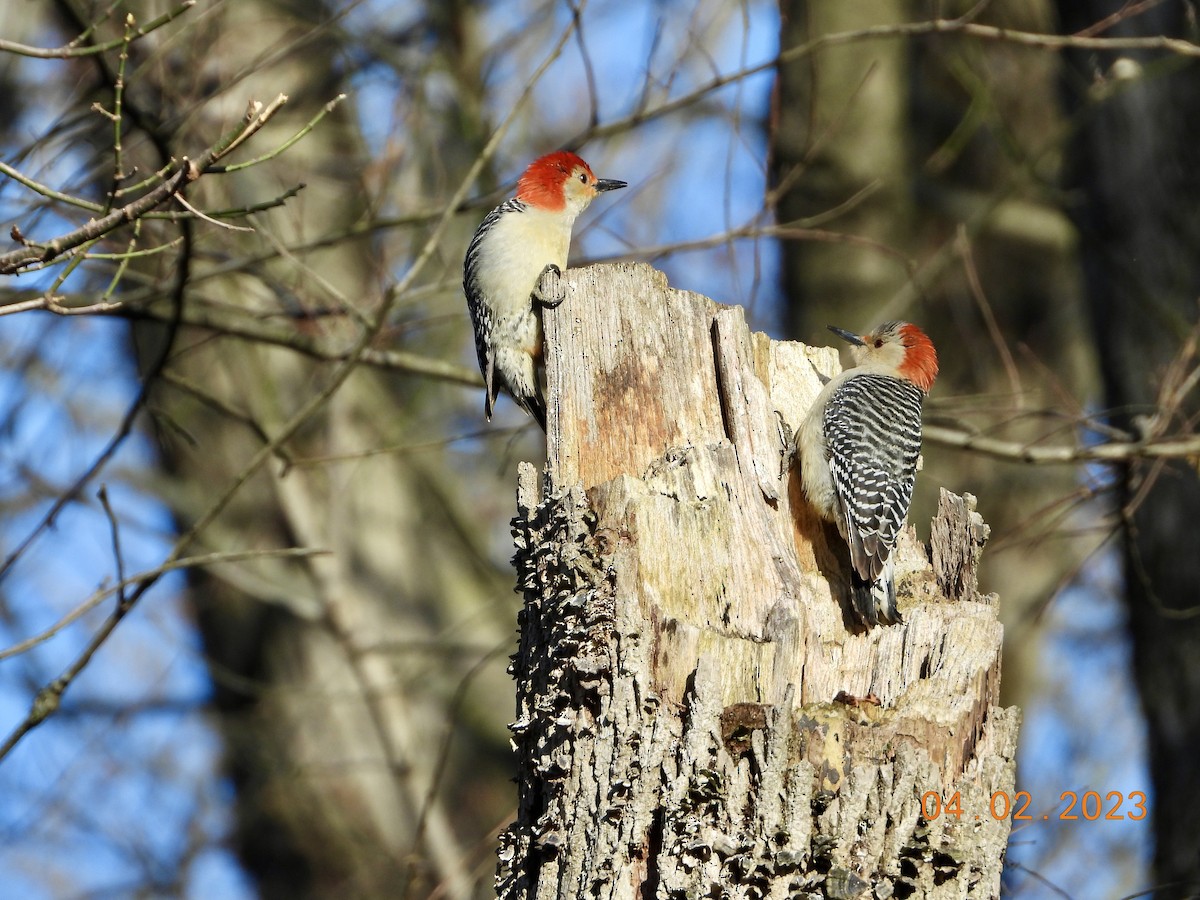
[0,94,291,276]
[0,0,583,779]
[587,13,1200,144]
[210,94,347,173]
[925,423,1200,464]
[1073,0,1168,38]
[96,485,127,606]
[174,193,255,232]
[0,1,196,59]
[0,547,328,663]
[956,227,1023,403]
[0,161,106,214]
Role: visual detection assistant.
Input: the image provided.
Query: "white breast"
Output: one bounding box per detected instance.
[475,207,574,317]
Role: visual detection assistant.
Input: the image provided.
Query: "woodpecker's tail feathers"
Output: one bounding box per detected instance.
[520,386,548,432]
[482,349,497,422]
[507,355,547,431]
[487,374,546,431]
[485,347,548,431]
[840,514,901,626]
[483,382,546,430]
[483,388,546,431]
[849,557,901,627]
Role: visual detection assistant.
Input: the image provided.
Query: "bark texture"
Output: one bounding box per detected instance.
[496,263,1018,898]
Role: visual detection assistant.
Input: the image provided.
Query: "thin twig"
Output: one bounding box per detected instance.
[587,13,1200,146]
[0,1,195,59]
[0,96,289,275]
[0,295,125,318]
[0,161,106,213]
[175,193,255,232]
[210,94,347,173]
[956,227,1023,403]
[116,302,484,386]
[924,423,1200,464]
[102,218,141,298]
[0,549,328,663]
[96,485,127,607]
[1074,0,1166,38]
[158,370,292,465]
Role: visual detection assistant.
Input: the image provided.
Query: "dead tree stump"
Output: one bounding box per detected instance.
[496,262,1018,899]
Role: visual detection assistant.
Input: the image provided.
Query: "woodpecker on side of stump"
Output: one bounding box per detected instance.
[796,321,939,627]
[463,151,626,430]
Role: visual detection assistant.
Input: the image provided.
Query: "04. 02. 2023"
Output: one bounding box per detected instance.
[920,789,1147,822]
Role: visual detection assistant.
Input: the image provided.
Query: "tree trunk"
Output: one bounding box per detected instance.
[773,0,914,335]
[496,263,1018,898]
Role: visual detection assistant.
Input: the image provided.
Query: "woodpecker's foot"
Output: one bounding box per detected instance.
[533,264,566,308]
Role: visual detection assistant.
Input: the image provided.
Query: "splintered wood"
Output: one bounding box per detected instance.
[497,263,1018,899]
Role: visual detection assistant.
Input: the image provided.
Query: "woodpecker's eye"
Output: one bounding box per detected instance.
[874,339,884,348]
[578,172,588,184]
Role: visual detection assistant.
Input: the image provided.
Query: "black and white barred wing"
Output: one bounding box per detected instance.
[463,197,527,418]
[823,373,925,583]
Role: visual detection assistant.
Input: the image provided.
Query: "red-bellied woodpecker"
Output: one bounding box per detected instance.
[463,151,626,430]
[796,321,939,627]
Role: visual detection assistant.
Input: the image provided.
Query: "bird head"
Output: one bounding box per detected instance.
[516,151,626,217]
[828,321,939,392]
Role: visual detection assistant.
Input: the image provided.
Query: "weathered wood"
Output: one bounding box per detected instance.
[497,262,1018,899]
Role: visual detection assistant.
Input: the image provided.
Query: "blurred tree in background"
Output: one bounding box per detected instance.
[1054,1,1200,892]
[0,1,1195,897]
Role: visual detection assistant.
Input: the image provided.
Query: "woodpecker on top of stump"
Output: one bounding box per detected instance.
[463,151,626,430]
[796,321,939,627]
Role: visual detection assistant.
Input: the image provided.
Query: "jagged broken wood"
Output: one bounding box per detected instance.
[496,262,1018,899]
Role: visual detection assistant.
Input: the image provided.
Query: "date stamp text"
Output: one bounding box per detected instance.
[920,790,1147,822]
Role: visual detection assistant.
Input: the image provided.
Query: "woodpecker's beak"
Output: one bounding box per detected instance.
[828,325,866,346]
[594,178,627,193]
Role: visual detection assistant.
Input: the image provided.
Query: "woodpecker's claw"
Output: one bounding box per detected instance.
[533,263,566,309]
